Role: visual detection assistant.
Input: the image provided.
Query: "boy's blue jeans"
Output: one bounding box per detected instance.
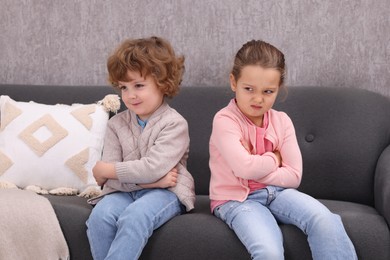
[86,189,183,260]
[214,186,358,260]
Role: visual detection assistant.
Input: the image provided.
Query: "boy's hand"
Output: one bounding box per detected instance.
[156,168,178,188]
[92,161,115,186]
[139,168,178,189]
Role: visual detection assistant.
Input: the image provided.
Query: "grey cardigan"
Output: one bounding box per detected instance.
[89,102,195,211]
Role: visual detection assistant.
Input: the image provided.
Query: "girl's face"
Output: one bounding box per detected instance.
[230,65,280,127]
[118,70,164,121]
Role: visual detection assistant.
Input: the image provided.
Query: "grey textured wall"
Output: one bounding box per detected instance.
[1,0,389,97]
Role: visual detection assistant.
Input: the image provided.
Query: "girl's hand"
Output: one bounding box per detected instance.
[139,168,178,189]
[240,138,282,167]
[274,150,282,167]
[240,139,252,154]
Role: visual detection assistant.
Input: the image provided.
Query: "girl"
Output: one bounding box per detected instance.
[209,40,357,259]
[87,36,195,260]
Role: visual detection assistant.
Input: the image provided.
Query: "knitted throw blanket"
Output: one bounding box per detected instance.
[0,189,69,260]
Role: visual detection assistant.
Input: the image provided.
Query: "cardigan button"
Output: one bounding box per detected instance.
[305,134,315,142]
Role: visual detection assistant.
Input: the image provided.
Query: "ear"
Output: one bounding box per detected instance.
[230,74,237,92]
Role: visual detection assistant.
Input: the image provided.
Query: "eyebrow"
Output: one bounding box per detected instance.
[242,83,277,89]
[242,83,256,88]
[118,78,146,85]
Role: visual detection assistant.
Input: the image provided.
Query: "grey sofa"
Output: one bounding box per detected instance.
[1,84,389,260]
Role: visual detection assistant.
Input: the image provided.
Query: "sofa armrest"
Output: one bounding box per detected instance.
[375,145,390,226]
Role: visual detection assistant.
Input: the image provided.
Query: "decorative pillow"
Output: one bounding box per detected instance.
[0,95,120,198]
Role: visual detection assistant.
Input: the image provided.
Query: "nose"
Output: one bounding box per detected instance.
[254,94,264,103]
[123,89,136,99]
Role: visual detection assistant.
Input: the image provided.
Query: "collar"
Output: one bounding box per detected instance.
[136,116,148,129]
[129,101,170,129]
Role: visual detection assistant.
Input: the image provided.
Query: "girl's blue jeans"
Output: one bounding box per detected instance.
[214,186,357,260]
[86,189,184,260]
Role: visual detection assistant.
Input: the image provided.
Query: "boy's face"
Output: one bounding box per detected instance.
[230,65,280,127]
[118,70,164,121]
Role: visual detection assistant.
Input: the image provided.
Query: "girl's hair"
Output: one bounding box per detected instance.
[231,40,286,89]
[107,36,185,98]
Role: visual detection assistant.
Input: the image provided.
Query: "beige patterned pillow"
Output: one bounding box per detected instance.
[0,95,118,198]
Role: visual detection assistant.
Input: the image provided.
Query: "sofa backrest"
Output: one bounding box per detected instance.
[275,87,389,206]
[1,84,389,206]
[168,87,234,195]
[0,85,117,105]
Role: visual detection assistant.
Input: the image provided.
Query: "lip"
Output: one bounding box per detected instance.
[251,105,263,109]
[130,102,142,106]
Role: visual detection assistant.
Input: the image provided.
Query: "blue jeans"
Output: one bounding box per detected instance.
[86,189,184,260]
[214,186,357,260]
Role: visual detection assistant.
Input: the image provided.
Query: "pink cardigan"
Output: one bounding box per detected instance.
[209,99,302,203]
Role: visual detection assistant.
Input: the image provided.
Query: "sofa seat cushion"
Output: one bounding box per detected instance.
[321,199,390,260]
[44,194,390,260]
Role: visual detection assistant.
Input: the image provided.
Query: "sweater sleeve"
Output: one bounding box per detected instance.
[115,117,190,184]
[101,120,123,163]
[211,113,279,180]
[255,114,302,188]
[100,118,142,191]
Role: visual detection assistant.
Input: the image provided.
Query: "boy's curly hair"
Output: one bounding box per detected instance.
[107,36,185,98]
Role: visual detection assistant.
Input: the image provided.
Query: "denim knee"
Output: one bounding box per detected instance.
[314,212,345,233]
[88,204,119,227]
[251,242,284,260]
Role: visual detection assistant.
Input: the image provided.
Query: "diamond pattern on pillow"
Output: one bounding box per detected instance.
[0,101,22,131]
[0,94,113,196]
[18,114,68,157]
[71,105,96,130]
[0,151,13,176]
[65,148,89,184]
